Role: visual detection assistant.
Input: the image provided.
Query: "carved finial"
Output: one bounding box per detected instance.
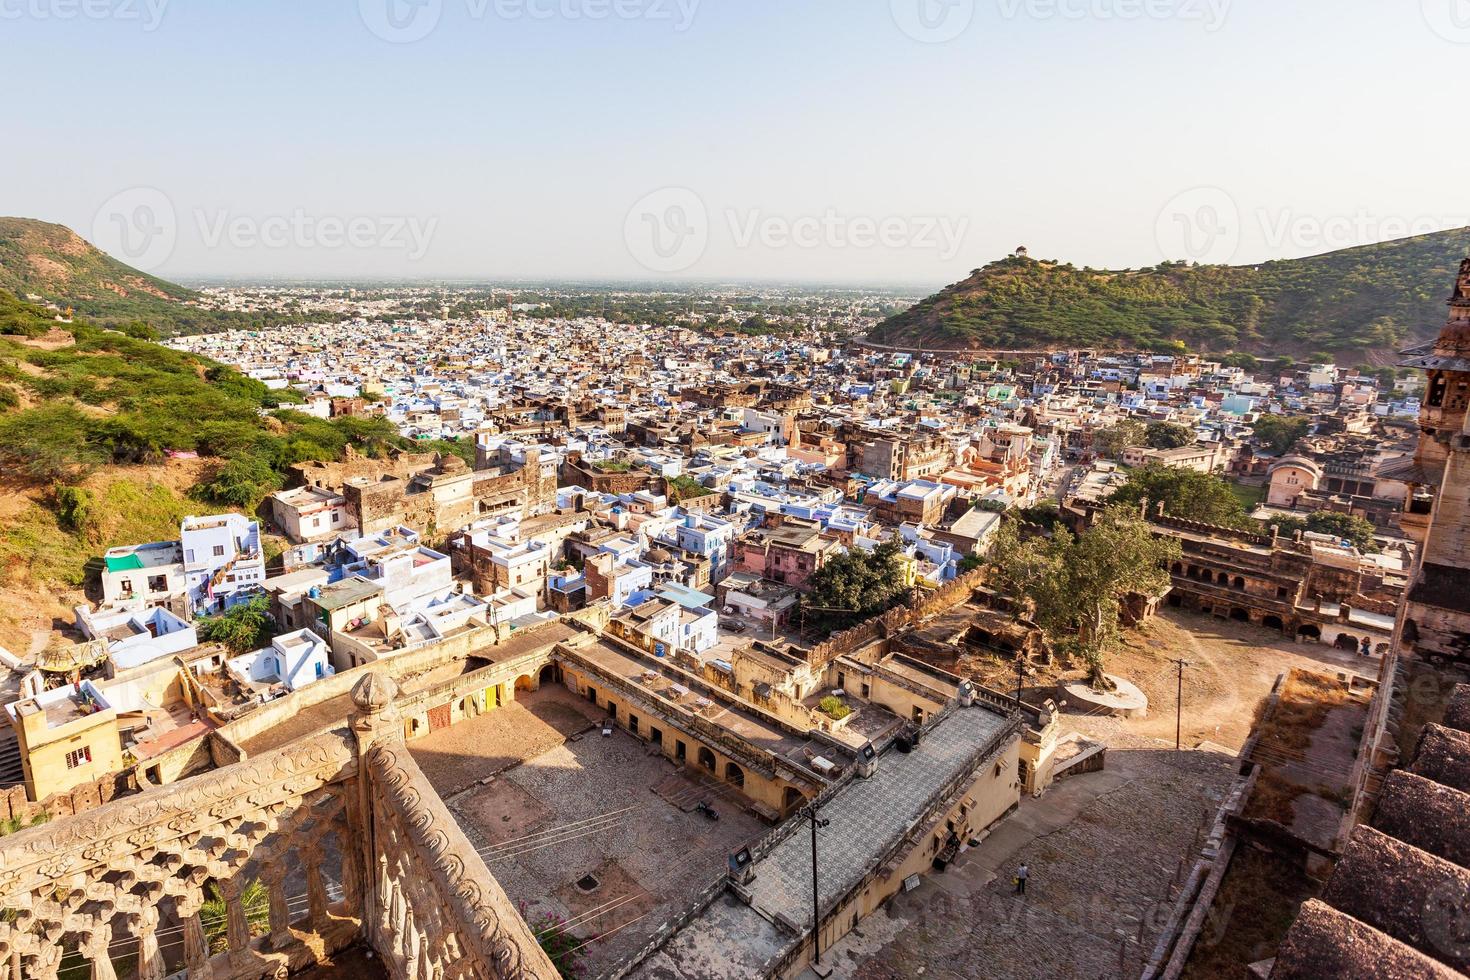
[1457,257,1470,302]
[352,672,399,714]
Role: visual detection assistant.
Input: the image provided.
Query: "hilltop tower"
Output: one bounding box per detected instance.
[1392,258,1470,543]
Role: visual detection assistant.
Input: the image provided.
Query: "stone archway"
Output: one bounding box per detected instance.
[1262,615,1285,632]
[725,762,744,788]
[1298,624,1322,642]
[697,747,716,772]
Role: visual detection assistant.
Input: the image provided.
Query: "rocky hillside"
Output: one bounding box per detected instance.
[871,228,1470,360]
[0,216,206,327]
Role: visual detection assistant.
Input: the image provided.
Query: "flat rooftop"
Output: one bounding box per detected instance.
[578,639,809,760]
[634,702,1015,980]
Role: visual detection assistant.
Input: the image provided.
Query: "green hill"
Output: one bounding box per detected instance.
[870,228,1470,360]
[0,289,428,594]
[0,216,326,336]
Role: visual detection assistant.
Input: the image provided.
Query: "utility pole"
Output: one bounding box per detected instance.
[1171,658,1191,753]
[803,803,831,966]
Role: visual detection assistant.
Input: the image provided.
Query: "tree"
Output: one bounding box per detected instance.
[202,879,269,953]
[989,509,1179,690]
[1268,512,1378,552]
[1254,415,1312,454]
[803,541,908,631]
[1145,422,1194,450]
[1108,463,1250,527]
[1092,419,1145,459]
[196,595,273,655]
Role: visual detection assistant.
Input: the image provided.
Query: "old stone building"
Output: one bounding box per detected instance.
[1397,258,1470,666]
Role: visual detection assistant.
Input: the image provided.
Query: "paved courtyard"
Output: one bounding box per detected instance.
[409,686,765,978]
[805,733,1236,980]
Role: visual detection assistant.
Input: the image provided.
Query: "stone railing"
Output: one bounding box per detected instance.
[352,673,559,980]
[0,729,359,980]
[0,672,561,980]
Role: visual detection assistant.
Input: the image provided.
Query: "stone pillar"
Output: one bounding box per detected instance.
[349,673,402,957]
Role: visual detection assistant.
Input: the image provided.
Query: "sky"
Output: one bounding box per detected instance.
[3,0,1468,286]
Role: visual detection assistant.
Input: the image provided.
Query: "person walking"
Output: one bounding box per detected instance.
[1015,862,1029,896]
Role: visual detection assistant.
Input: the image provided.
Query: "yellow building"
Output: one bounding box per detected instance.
[8,681,123,802]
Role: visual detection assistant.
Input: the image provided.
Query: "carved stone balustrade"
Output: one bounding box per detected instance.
[0,671,560,979]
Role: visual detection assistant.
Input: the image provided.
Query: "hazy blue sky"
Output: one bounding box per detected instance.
[4,0,1467,285]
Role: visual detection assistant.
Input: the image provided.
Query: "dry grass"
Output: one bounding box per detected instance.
[1181,846,1319,979]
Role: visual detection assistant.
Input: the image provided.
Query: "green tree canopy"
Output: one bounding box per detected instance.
[988,508,1180,689]
[1254,415,1312,455]
[1145,421,1195,450]
[1266,512,1378,552]
[196,595,273,655]
[803,541,908,631]
[1092,419,1145,459]
[1107,463,1250,527]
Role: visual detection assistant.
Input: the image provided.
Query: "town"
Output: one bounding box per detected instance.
[0,259,1465,980]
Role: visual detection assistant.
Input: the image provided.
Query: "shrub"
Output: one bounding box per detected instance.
[818,695,851,720]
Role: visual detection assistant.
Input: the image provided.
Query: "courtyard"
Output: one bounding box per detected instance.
[799,609,1377,980]
[409,684,767,977]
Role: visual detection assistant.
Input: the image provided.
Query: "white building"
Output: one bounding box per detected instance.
[226,628,334,694]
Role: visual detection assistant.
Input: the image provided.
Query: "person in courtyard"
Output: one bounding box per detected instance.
[1015,862,1029,895]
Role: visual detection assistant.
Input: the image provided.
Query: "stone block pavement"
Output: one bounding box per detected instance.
[799,730,1236,980]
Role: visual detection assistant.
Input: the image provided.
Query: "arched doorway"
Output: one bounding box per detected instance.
[697,747,716,772]
[1298,624,1322,642]
[1232,576,1245,590]
[782,786,805,814]
[1335,633,1359,651]
[725,762,744,788]
[1262,615,1284,632]
[1230,608,1250,623]
[538,663,557,686]
[514,674,535,692]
